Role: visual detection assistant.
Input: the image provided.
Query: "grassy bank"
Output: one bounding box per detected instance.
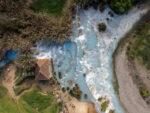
[31,0,67,16]
[0,85,62,113]
[112,9,150,94]
[126,13,150,69]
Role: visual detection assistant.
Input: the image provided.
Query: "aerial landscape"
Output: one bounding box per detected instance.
[0,0,150,113]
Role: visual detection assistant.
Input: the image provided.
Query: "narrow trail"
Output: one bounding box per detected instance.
[2,65,17,99]
[2,65,34,100]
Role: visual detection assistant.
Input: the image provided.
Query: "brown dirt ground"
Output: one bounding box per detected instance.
[2,65,17,99]
[59,91,98,113]
[114,44,150,113]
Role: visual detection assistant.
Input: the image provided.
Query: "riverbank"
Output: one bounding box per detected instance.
[59,91,98,113]
[0,64,98,113]
[114,45,150,113]
[113,7,150,113]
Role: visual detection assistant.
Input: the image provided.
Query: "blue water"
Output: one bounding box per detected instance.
[34,6,148,113]
[0,50,18,68]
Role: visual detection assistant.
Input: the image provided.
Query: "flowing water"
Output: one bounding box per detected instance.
[34,6,148,113]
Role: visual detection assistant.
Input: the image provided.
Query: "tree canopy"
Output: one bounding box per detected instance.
[103,0,145,14]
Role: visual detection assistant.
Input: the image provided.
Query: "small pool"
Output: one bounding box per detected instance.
[0,50,19,68]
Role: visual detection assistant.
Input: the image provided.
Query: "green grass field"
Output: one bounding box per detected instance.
[31,0,67,16]
[21,90,54,112]
[0,96,19,113]
[0,86,19,113]
[0,86,62,113]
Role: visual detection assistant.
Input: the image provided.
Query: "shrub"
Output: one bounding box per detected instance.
[129,52,135,60]
[98,23,106,32]
[84,94,88,99]
[83,73,86,78]
[101,101,109,112]
[98,97,103,102]
[127,45,131,51]
[67,87,70,91]
[140,89,148,99]
[15,55,36,72]
[99,5,105,12]
[69,84,82,100]
[108,11,114,17]
[109,109,115,113]
[62,87,66,92]
[146,101,150,104]
[58,72,62,79]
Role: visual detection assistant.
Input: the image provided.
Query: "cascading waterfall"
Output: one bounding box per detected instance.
[33,5,148,113]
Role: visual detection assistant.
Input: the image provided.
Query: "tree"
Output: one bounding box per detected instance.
[98,23,107,32]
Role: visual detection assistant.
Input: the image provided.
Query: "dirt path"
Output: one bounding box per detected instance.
[1,65,34,100]
[114,45,150,113]
[2,65,17,99]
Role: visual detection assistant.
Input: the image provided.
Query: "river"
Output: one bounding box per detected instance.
[34,5,148,113]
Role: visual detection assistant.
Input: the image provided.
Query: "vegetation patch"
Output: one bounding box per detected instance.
[98,97,103,102]
[42,102,62,113]
[15,69,35,86]
[98,23,107,32]
[69,84,82,100]
[0,86,8,98]
[14,85,30,96]
[140,89,149,99]
[21,90,54,112]
[31,0,67,16]
[15,69,22,79]
[109,109,115,113]
[103,0,143,14]
[58,72,62,79]
[124,13,150,105]
[15,55,36,72]
[62,87,66,92]
[0,86,30,113]
[101,100,109,112]
[0,84,62,113]
[127,19,150,69]
[76,0,146,14]
[0,95,19,113]
[84,93,88,99]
